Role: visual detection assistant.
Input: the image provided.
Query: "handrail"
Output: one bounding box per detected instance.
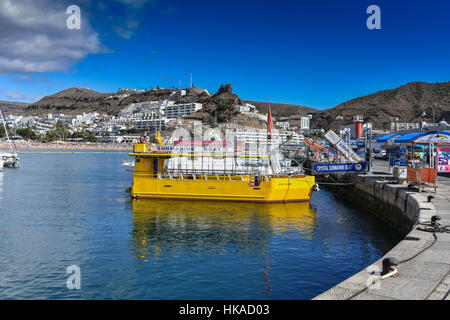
[133,170,307,181]
[130,151,270,158]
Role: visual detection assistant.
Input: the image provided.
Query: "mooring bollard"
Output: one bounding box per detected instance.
[381,257,399,278]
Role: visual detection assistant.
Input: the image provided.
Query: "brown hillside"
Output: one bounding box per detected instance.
[312,81,450,130]
[13,81,450,130]
[26,88,115,116]
[245,101,318,117]
[0,101,29,116]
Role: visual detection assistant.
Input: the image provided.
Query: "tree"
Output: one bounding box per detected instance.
[86,133,98,142]
[16,128,37,140]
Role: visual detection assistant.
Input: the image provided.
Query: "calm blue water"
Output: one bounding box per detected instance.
[0,151,402,299]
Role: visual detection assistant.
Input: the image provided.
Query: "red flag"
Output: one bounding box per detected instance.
[267,100,273,134]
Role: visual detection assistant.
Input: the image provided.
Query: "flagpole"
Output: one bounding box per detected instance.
[267,98,270,156]
[267,98,271,174]
[267,98,270,137]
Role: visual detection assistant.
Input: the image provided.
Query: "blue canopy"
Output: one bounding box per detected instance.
[376,133,406,142]
[393,131,450,143]
[394,132,428,143]
[421,130,450,135]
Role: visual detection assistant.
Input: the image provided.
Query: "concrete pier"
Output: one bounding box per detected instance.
[314,161,450,300]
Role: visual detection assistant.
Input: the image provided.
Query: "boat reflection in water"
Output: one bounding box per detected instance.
[130,199,316,263]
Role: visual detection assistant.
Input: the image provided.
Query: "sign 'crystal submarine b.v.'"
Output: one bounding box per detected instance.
[313,162,369,174]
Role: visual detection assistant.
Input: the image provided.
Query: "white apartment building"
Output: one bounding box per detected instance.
[34,122,55,134]
[117,100,203,130]
[299,116,310,130]
[47,113,77,124]
[99,135,140,144]
[277,115,311,131]
[99,136,124,143]
[71,112,100,127]
[170,90,187,99]
[235,103,256,113]
[133,118,170,130]
[5,115,56,134]
[275,121,290,130]
[164,102,202,120]
[5,115,25,127]
[235,130,304,147]
[390,122,421,132]
[106,93,131,100]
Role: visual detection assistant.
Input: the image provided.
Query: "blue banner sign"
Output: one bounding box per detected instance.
[313,162,369,174]
[349,140,365,148]
[389,150,397,165]
[389,148,407,166]
[399,146,407,156]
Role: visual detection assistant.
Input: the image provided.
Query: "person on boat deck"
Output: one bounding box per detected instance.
[140,131,151,148]
[254,175,262,187]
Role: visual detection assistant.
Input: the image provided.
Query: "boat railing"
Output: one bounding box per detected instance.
[134,168,306,181]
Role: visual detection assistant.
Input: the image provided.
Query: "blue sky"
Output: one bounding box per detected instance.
[0,0,449,109]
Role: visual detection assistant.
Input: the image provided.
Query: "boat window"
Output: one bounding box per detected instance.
[153,158,159,175]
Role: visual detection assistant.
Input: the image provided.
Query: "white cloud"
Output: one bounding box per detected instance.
[113,17,140,39]
[114,0,158,8]
[12,74,49,83]
[112,26,134,40]
[109,0,160,39]
[0,0,105,74]
[4,90,41,102]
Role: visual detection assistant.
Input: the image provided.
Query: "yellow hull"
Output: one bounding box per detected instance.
[131,174,315,203]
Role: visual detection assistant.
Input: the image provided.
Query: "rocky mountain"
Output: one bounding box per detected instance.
[5,81,450,130]
[25,88,123,116]
[22,84,316,120]
[311,81,450,130]
[0,101,29,115]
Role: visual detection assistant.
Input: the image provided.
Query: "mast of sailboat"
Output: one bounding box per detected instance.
[267,99,276,175]
[0,109,14,153]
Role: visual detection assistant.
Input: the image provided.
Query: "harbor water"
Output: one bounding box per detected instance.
[0,151,402,299]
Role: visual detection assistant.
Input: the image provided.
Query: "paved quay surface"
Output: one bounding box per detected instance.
[314,160,450,300]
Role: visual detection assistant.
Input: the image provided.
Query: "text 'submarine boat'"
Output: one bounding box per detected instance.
[129,142,316,203]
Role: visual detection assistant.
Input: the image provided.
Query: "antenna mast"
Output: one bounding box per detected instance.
[0,109,14,152]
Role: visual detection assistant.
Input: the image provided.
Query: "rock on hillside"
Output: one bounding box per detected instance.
[187,84,245,124]
[245,101,317,117]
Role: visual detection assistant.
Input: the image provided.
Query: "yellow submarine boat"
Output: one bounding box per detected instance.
[129,143,316,203]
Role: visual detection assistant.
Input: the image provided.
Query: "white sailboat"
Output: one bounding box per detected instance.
[0,109,20,168]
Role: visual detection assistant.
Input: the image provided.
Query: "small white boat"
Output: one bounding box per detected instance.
[122,160,134,171]
[2,152,19,168]
[0,158,4,171]
[0,109,20,168]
